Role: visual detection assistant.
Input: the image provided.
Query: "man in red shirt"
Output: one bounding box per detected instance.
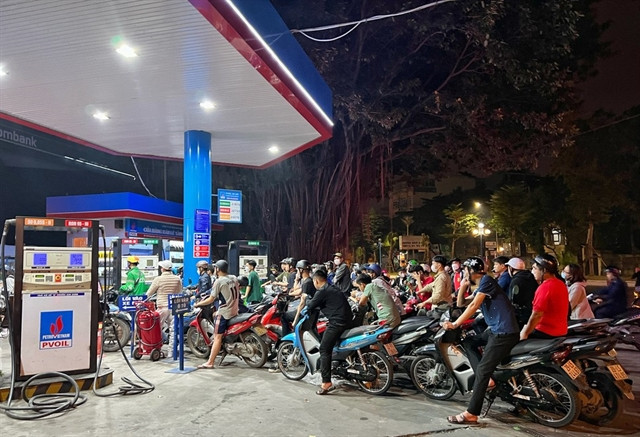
[520,254,568,340]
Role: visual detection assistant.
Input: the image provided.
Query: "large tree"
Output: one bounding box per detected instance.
[245,0,605,260]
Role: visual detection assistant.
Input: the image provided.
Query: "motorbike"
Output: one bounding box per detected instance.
[186,305,270,368]
[101,289,132,352]
[607,307,640,351]
[276,309,395,395]
[260,287,328,357]
[565,318,635,425]
[412,317,587,428]
[387,316,441,372]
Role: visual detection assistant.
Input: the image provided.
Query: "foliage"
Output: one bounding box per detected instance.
[245,0,607,259]
[489,184,536,255]
[442,203,479,257]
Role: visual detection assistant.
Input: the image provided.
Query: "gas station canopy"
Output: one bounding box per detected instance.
[0,0,333,168]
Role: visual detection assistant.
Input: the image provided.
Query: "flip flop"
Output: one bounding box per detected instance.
[447,413,478,425]
[316,386,337,395]
[197,364,214,369]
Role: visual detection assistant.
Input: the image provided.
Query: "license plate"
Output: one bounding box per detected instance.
[607,348,617,357]
[253,325,267,336]
[607,364,628,381]
[561,360,581,380]
[384,342,398,356]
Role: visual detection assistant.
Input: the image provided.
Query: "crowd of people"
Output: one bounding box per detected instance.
[116,251,636,423]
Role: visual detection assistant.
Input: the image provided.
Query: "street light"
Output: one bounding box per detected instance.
[472,222,491,257]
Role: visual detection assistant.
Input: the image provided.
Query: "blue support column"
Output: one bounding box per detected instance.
[183,130,211,287]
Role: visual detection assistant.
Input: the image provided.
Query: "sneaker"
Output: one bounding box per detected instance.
[268,366,281,373]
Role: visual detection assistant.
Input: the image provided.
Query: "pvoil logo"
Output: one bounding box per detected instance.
[39,311,73,349]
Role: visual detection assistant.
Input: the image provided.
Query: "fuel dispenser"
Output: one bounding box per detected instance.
[227,240,270,279]
[11,217,98,379]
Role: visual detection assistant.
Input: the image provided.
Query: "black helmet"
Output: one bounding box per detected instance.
[432,255,447,266]
[237,275,249,287]
[464,257,485,273]
[214,259,229,273]
[533,254,558,274]
[296,259,311,270]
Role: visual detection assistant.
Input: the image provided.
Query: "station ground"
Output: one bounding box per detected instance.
[0,337,639,437]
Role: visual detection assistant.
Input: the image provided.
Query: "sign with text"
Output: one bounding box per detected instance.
[171,295,190,315]
[217,189,242,223]
[194,233,210,258]
[125,218,183,239]
[118,295,146,312]
[194,209,210,233]
[399,235,427,250]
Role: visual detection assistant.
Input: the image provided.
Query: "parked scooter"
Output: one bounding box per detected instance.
[413,312,577,427]
[186,305,270,368]
[276,309,395,395]
[101,288,132,352]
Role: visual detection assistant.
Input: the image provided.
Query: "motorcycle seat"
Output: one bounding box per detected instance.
[393,319,437,336]
[227,312,253,326]
[340,325,377,339]
[509,337,565,356]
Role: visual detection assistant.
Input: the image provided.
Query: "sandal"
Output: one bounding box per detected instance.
[447,413,478,425]
[316,385,337,395]
[197,363,214,369]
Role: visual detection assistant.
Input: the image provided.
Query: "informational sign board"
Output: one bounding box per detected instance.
[399,235,427,250]
[118,295,147,312]
[194,209,210,233]
[171,295,190,315]
[218,189,242,223]
[193,233,210,258]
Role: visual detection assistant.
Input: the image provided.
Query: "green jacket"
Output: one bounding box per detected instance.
[245,270,263,303]
[120,267,148,296]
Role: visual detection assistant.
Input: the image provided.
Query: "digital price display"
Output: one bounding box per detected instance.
[69,253,84,266]
[32,253,48,266]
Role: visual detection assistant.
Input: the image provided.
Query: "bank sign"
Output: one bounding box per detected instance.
[40,310,73,349]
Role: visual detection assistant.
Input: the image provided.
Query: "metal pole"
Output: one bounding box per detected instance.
[378,238,382,265]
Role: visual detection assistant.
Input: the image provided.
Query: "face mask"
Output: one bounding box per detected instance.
[561,271,570,281]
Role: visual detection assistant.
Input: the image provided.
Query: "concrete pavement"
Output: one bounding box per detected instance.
[1,337,639,437]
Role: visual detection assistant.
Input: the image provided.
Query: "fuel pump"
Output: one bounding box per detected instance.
[12,217,99,378]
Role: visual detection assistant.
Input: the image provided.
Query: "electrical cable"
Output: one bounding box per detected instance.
[91,226,155,397]
[130,156,157,198]
[0,219,89,419]
[292,0,456,43]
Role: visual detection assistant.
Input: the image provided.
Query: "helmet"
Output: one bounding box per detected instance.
[126,256,139,264]
[158,260,172,270]
[214,259,228,272]
[237,275,249,287]
[196,260,209,269]
[533,254,558,274]
[464,257,485,273]
[323,260,334,270]
[506,258,525,270]
[604,265,620,276]
[408,259,419,267]
[288,258,297,267]
[296,260,312,270]
[432,255,447,266]
[365,263,382,277]
[407,264,424,274]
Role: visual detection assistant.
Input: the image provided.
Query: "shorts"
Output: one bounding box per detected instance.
[212,314,229,334]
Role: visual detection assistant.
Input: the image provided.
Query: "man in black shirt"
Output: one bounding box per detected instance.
[307,269,352,395]
[505,257,537,328]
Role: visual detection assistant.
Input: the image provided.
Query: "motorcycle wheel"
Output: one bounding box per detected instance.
[410,355,457,400]
[186,326,211,359]
[241,332,269,368]
[276,341,308,380]
[580,372,622,426]
[356,351,394,395]
[523,370,581,428]
[102,316,131,352]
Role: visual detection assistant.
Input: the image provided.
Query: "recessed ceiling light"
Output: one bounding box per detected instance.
[0,66,7,77]
[199,100,215,110]
[93,111,110,121]
[116,44,137,58]
[268,146,279,153]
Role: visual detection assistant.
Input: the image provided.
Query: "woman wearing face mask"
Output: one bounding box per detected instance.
[562,264,594,320]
